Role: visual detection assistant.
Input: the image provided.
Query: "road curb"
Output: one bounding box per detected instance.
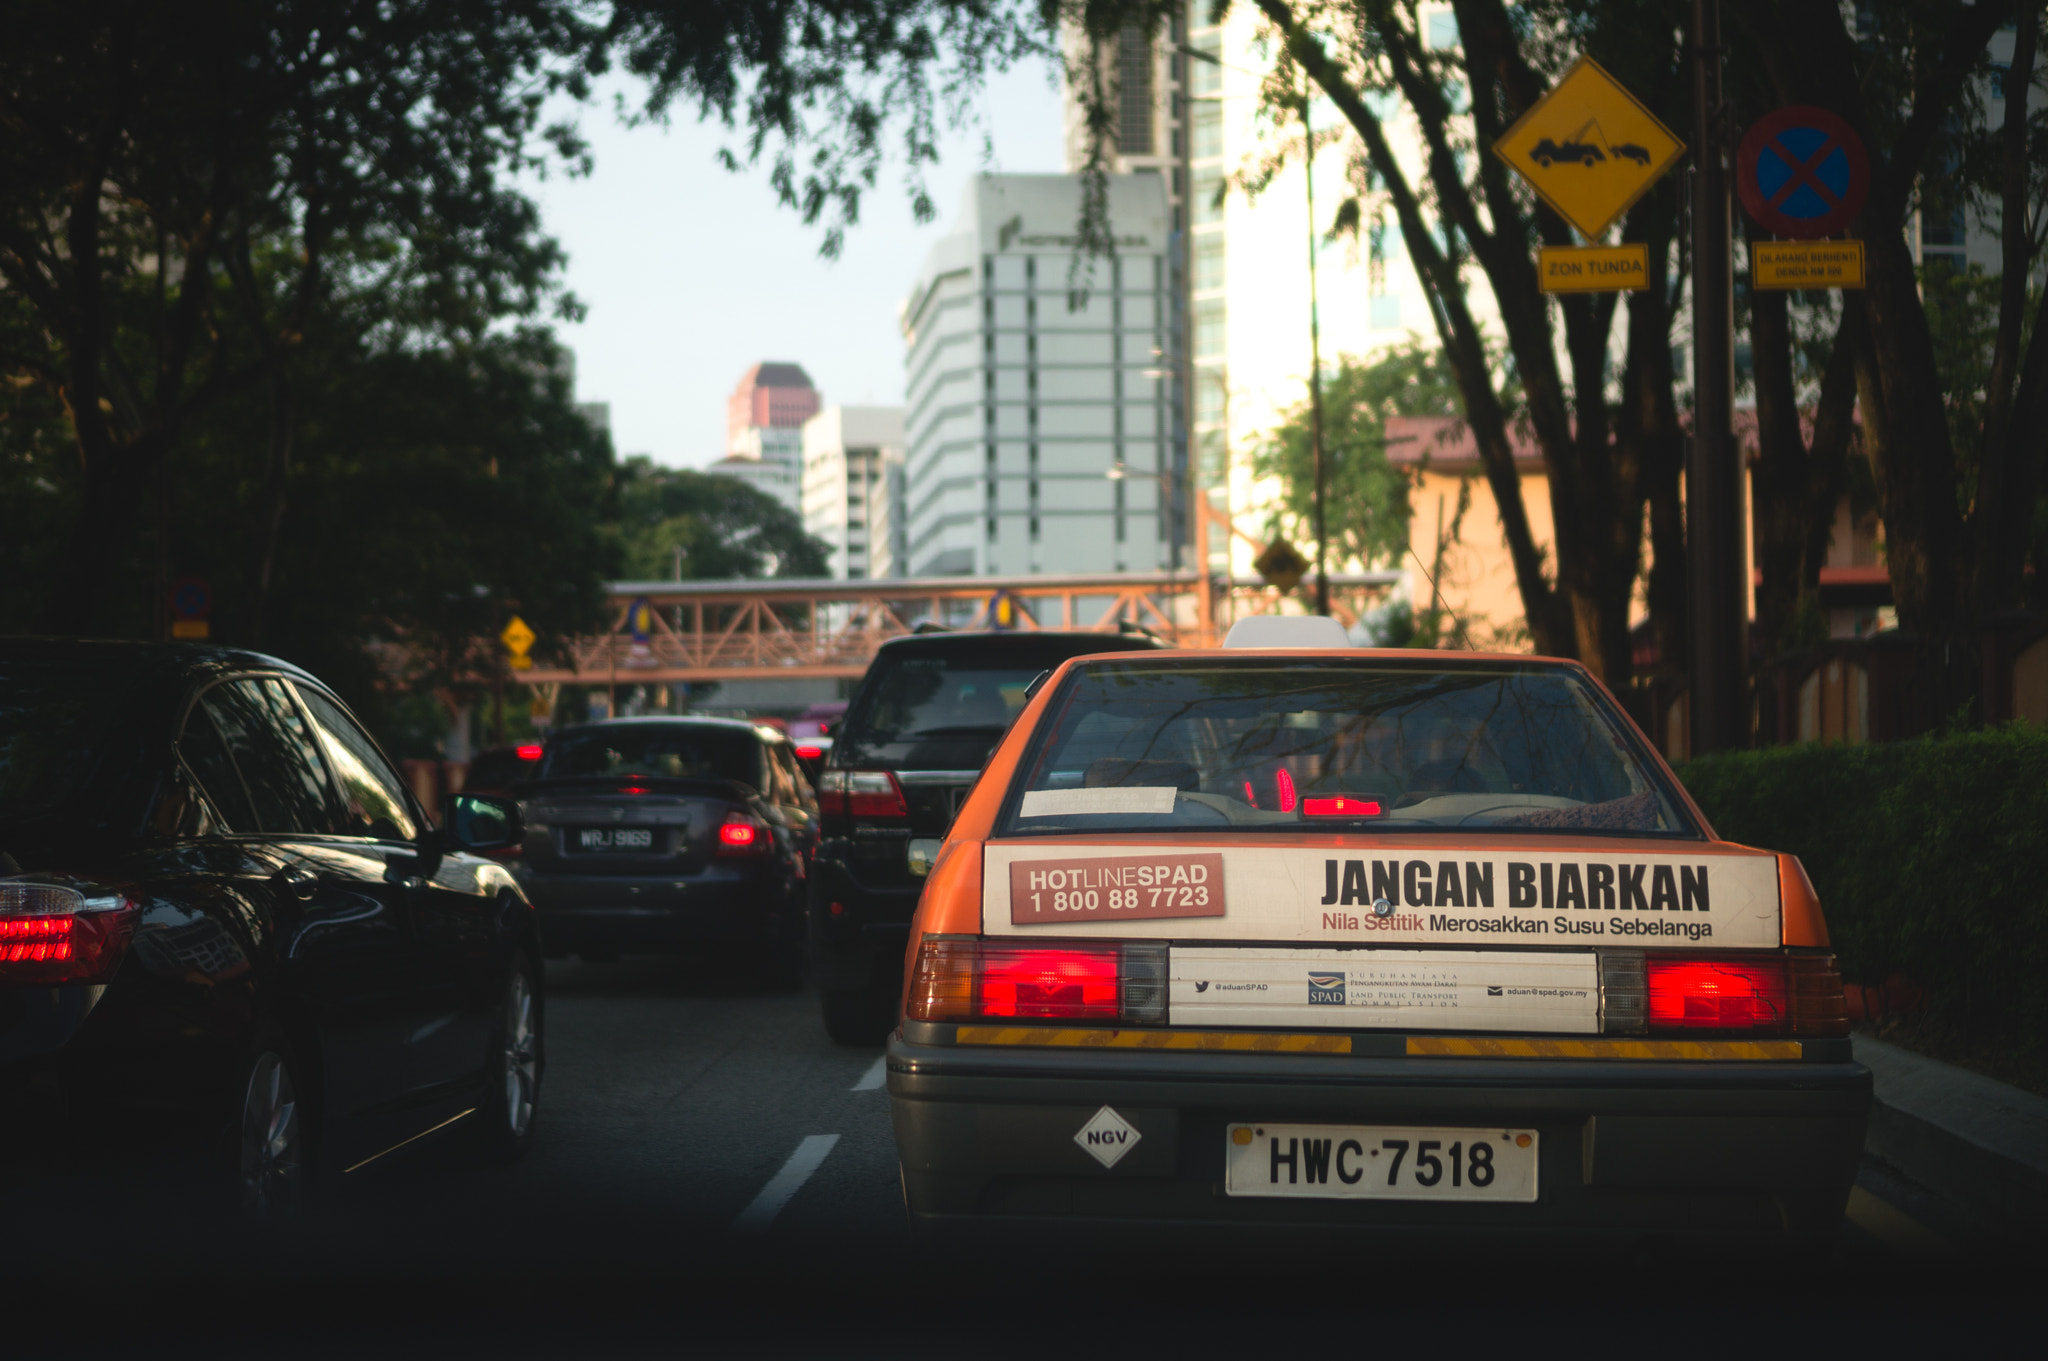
[1854,1034,2048,1231]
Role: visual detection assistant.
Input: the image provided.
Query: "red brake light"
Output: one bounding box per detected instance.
[1275,768,1297,813]
[1302,796,1382,817]
[817,770,909,819]
[716,813,768,854]
[516,744,543,762]
[1644,954,1848,1036]
[907,939,1166,1024]
[0,885,139,985]
[795,745,824,761]
[981,948,1122,1019]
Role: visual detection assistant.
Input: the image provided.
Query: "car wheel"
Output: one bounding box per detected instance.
[476,957,541,1163]
[237,1038,307,1222]
[820,983,895,1045]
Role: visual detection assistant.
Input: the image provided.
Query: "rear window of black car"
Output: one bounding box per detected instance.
[840,638,1162,748]
[0,660,138,811]
[541,724,761,786]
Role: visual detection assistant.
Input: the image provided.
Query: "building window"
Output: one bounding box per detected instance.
[1194,233,1225,292]
[1190,33,1221,96]
[1194,297,1226,358]
[1195,368,1226,424]
[1191,102,1223,160]
[1118,22,1154,155]
[1193,168,1225,225]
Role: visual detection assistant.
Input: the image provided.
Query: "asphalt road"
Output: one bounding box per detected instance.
[33,958,2043,1355]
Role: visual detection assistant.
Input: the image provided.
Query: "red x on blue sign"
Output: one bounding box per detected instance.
[1738,107,1869,239]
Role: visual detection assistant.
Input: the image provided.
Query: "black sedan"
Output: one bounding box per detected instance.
[509,717,816,972]
[0,640,539,1216]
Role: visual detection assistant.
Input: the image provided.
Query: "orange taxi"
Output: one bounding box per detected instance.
[887,617,1869,1248]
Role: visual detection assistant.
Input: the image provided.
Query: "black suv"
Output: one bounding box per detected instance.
[808,630,1167,1042]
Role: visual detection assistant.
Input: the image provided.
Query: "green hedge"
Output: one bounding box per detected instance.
[1677,726,2048,1050]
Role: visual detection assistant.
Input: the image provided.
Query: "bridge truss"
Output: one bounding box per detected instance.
[507,570,1402,690]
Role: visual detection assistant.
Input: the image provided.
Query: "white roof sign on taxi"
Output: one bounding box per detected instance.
[984,844,1781,950]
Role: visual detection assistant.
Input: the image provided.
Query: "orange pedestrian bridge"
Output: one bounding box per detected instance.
[500,570,1402,690]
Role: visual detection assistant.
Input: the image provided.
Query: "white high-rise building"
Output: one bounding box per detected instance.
[899,173,1182,578]
[802,406,907,579]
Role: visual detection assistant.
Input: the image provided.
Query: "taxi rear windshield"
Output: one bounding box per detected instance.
[1002,661,1694,837]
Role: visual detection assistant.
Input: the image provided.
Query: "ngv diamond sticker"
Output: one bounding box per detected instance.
[1074,1105,1141,1168]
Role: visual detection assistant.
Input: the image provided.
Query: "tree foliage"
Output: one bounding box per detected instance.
[613,459,831,581]
[0,0,600,636]
[1732,0,2047,722]
[1219,0,1693,686]
[1250,343,1454,571]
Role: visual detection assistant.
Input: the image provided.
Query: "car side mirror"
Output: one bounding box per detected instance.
[907,838,943,877]
[442,792,523,852]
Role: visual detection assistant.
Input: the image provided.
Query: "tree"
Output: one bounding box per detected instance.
[1250,342,1455,572]
[1221,0,1692,686]
[0,1,599,637]
[1733,0,2045,720]
[613,459,831,581]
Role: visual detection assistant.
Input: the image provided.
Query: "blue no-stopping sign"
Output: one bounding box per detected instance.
[1738,106,1869,239]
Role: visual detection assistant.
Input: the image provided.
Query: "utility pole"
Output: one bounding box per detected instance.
[1303,75,1330,617]
[1688,0,1745,753]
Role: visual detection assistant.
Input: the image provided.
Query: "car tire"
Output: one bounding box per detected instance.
[475,956,541,1164]
[235,1030,309,1222]
[820,983,895,1045]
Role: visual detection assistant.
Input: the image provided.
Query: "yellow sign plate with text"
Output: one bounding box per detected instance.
[1539,243,1648,293]
[499,614,535,657]
[1495,57,1685,240]
[1752,239,1864,289]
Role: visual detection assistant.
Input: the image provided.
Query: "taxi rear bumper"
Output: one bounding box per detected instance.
[888,1026,1871,1246]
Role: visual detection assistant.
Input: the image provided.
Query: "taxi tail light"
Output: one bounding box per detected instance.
[817,769,908,820]
[0,885,140,985]
[1630,953,1849,1038]
[716,813,770,855]
[907,938,1167,1024]
[794,745,824,761]
[1301,796,1382,818]
[515,743,543,762]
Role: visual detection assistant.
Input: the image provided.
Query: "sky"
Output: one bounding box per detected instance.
[528,61,1068,468]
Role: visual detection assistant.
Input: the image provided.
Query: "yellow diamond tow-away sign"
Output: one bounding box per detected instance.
[500,614,535,657]
[1494,57,1685,241]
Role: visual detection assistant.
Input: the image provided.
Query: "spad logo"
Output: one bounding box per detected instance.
[1307,972,1346,1005]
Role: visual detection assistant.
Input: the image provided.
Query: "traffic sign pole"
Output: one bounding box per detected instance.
[1688,0,1747,754]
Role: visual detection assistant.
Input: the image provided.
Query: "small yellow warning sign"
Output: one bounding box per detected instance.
[499,615,535,657]
[1495,57,1685,240]
[1538,243,1649,293]
[1752,239,1864,290]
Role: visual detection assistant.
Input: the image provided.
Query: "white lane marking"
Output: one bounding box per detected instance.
[851,1056,887,1091]
[732,1134,840,1233]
